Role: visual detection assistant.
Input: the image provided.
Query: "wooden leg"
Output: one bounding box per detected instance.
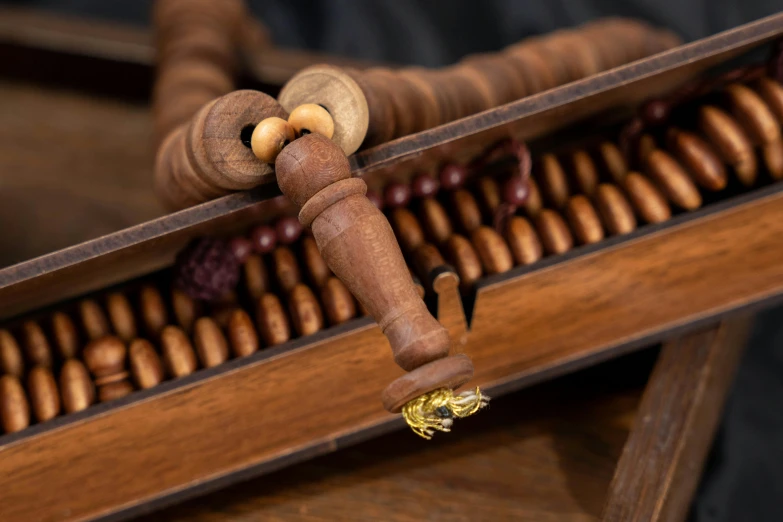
[601,315,753,522]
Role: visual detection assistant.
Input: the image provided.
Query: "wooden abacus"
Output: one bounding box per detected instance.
[0,4,782,521]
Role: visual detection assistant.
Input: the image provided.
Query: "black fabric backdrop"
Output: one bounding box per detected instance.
[2,1,782,520]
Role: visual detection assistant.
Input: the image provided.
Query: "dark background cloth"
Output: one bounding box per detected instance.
[2,1,782,520]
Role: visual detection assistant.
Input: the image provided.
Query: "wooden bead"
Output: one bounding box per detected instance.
[599,141,628,183]
[60,359,94,414]
[0,375,30,433]
[477,176,502,217]
[535,209,574,255]
[256,294,291,346]
[637,134,657,164]
[193,317,229,368]
[397,68,442,131]
[538,154,570,209]
[452,189,483,233]
[666,128,727,191]
[106,293,137,343]
[140,285,168,338]
[227,309,259,357]
[622,172,672,224]
[763,139,783,180]
[444,235,483,289]
[22,320,53,368]
[390,207,425,253]
[27,366,60,423]
[524,177,543,217]
[129,339,165,390]
[699,105,757,186]
[565,195,605,245]
[413,243,447,283]
[595,184,638,236]
[172,287,201,333]
[51,312,79,359]
[645,149,702,210]
[321,277,357,326]
[83,336,127,385]
[301,236,332,288]
[99,381,134,402]
[345,68,396,146]
[724,83,780,145]
[471,226,513,275]
[0,329,23,377]
[210,290,239,330]
[288,284,325,337]
[273,246,302,293]
[243,254,269,300]
[754,77,783,123]
[80,299,110,341]
[570,150,599,196]
[161,326,198,378]
[288,103,335,139]
[505,216,543,265]
[251,116,295,164]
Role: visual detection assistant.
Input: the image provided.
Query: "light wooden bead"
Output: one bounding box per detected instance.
[51,312,80,359]
[699,105,757,186]
[390,207,425,253]
[227,309,259,357]
[471,226,513,275]
[637,134,657,164]
[172,288,201,333]
[524,177,543,217]
[452,189,483,233]
[565,195,605,245]
[22,320,53,368]
[256,293,291,346]
[80,299,110,341]
[645,149,702,210]
[419,198,453,245]
[0,375,30,433]
[301,236,332,288]
[599,141,628,183]
[99,381,134,402]
[60,359,94,414]
[289,284,325,337]
[538,153,570,209]
[622,172,672,224]
[129,339,165,390]
[321,277,357,326]
[570,150,599,196]
[763,139,783,180]
[477,176,501,217]
[251,116,296,164]
[0,329,23,377]
[244,254,269,300]
[505,216,543,265]
[288,103,335,139]
[106,293,137,342]
[595,184,637,236]
[83,336,128,385]
[536,209,574,255]
[666,128,727,191]
[754,77,783,123]
[27,366,60,423]
[193,317,229,368]
[273,246,302,294]
[161,326,198,378]
[140,285,168,338]
[725,83,780,145]
[445,234,483,289]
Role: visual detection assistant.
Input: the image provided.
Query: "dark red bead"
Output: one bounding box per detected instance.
[250,225,277,254]
[503,176,529,206]
[411,174,440,198]
[366,190,384,210]
[229,237,253,263]
[276,216,303,245]
[439,164,467,191]
[641,99,670,126]
[384,183,412,208]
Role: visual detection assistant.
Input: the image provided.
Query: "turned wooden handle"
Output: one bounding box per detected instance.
[275,134,450,371]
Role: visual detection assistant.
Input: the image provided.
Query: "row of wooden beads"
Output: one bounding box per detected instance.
[279,18,680,151]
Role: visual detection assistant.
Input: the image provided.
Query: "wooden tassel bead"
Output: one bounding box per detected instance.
[321,277,357,326]
[301,236,332,288]
[140,285,169,338]
[273,246,302,294]
[724,83,780,145]
[599,141,628,183]
[419,198,453,245]
[161,326,198,378]
[505,216,543,266]
[570,150,599,196]
[51,312,79,359]
[83,336,133,402]
[754,77,783,123]
[250,117,296,164]
[80,299,110,341]
[243,254,269,300]
[106,293,137,343]
[536,209,574,255]
[60,359,94,414]
[22,321,53,368]
[763,139,783,180]
[538,154,570,209]
[0,375,30,433]
[256,294,291,346]
[666,128,727,191]
[227,309,259,357]
[451,190,483,233]
[0,329,23,377]
[645,149,702,210]
[27,366,60,423]
[172,287,201,333]
[129,339,165,390]
[193,317,229,368]
[288,284,325,337]
[565,195,605,244]
[622,172,672,224]
[288,103,335,139]
[445,234,484,289]
[595,184,638,235]
[390,207,425,253]
[471,226,514,275]
[699,105,757,186]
